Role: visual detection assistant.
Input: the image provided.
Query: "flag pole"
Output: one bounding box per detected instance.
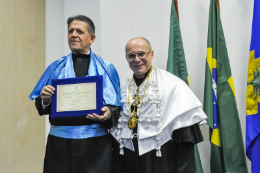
[216,0,220,12]
[174,0,179,20]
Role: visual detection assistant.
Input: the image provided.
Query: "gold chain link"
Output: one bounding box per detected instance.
[128,66,153,119]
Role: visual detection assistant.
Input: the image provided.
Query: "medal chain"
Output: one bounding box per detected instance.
[128,66,153,120]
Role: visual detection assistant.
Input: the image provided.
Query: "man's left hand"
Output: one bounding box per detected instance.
[86,106,111,122]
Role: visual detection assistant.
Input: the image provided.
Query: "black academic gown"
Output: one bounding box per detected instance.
[36,53,121,173]
[112,68,203,173]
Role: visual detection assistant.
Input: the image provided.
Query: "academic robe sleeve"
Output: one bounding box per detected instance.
[101,105,121,129]
[35,96,51,115]
[35,97,120,129]
[172,123,203,173]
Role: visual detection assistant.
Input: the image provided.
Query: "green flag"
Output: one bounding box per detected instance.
[167,0,189,85]
[167,1,204,172]
[203,0,248,172]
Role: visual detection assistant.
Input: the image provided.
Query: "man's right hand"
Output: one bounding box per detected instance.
[40,85,55,105]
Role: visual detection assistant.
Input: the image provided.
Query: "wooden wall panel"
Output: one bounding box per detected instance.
[0,0,45,172]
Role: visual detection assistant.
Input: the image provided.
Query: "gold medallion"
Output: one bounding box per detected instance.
[128,116,137,129]
[132,95,140,106]
[127,66,154,130]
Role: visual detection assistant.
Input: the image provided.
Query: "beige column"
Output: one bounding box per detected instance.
[0,0,45,172]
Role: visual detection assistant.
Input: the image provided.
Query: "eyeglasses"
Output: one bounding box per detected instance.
[126,50,151,62]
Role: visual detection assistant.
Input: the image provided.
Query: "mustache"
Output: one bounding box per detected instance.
[70,39,79,42]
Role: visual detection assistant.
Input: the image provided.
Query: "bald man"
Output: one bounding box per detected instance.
[110,37,207,173]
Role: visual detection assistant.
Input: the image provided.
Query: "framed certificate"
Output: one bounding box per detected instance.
[51,76,103,119]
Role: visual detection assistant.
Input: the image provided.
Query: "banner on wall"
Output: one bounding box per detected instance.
[246,0,260,172]
[203,0,248,172]
[166,1,204,172]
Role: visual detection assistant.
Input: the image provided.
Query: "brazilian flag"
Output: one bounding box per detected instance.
[246,0,260,172]
[203,0,248,172]
[167,1,204,172]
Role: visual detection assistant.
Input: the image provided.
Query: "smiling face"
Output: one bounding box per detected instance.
[126,38,154,78]
[68,20,96,54]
